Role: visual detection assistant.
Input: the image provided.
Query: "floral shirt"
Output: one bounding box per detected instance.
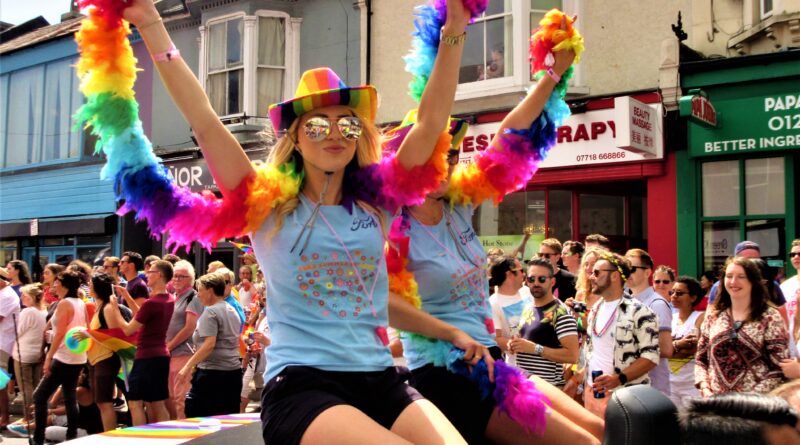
[695,306,788,396]
[585,296,660,387]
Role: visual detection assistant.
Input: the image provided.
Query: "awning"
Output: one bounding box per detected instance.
[0,213,117,238]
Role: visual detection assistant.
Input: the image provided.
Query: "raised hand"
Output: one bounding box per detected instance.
[121,0,161,28]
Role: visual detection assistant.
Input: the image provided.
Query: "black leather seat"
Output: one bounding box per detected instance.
[603,385,680,445]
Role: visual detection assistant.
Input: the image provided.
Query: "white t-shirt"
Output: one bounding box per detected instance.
[12,307,47,363]
[0,286,20,355]
[781,276,800,357]
[587,298,618,387]
[489,289,532,366]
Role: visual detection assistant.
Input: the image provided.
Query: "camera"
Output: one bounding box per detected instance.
[572,301,587,313]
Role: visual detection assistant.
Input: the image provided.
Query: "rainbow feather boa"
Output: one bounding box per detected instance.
[404,0,488,101]
[74,1,450,251]
[386,8,584,435]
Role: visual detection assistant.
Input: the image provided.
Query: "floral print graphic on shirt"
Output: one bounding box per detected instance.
[294,250,380,319]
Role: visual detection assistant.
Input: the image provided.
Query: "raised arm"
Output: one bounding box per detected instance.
[395,0,470,169]
[122,0,253,193]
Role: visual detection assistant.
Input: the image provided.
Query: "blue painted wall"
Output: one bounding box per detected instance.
[0,163,116,221]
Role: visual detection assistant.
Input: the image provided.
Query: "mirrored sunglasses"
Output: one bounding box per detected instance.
[303,116,363,142]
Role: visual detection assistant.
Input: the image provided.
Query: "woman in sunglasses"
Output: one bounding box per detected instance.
[667,276,704,407]
[695,257,789,397]
[119,0,487,443]
[652,265,675,301]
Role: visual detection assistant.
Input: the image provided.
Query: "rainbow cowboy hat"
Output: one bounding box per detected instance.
[268,67,378,137]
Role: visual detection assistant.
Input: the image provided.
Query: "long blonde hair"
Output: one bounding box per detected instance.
[575,247,605,297]
[266,109,387,238]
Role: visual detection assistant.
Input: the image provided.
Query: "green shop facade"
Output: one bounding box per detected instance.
[677,50,799,278]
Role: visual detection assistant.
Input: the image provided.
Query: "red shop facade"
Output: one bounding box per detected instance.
[456,92,678,269]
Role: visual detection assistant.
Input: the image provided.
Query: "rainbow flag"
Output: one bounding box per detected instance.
[87,328,138,389]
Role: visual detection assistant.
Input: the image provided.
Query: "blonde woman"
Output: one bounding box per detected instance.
[12,283,48,424]
[120,0,486,443]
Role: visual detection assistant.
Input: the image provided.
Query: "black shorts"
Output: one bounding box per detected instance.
[261,366,422,445]
[128,356,170,402]
[408,346,503,445]
[90,354,121,404]
[185,368,243,418]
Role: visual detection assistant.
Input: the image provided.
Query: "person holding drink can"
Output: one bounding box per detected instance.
[584,252,660,419]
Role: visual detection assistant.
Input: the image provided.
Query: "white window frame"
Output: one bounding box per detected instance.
[456,0,582,101]
[760,0,774,20]
[199,10,300,120]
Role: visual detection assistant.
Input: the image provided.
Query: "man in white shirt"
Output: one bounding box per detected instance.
[624,249,673,398]
[488,255,530,366]
[0,267,21,428]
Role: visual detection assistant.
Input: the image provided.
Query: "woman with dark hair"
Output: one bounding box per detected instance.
[695,257,788,397]
[6,259,33,296]
[68,260,94,301]
[82,273,125,431]
[668,276,704,407]
[42,264,66,306]
[32,269,88,445]
[178,273,243,417]
[487,255,529,367]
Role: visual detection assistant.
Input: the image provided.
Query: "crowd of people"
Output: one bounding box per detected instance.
[3,0,799,444]
[0,253,270,443]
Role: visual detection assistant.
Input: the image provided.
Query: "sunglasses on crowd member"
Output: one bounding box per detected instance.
[654,279,672,285]
[537,252,558,259]
[303,116,363,142]
[526,275,551,284]
[790,252,800,258]
[591,269,617,277]
[668,290,688,297]
[730,320,744,341]
[510,268,524,275]
[630,265,649,272]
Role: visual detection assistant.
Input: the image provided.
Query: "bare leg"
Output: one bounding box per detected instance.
[97,402,117,431]
[300,405,414,445]
[0,386,8,426]
[240,397,249,413]
[528,375,604,440]
[129,400,147,426]
[145,401,169,423]
[391,399,467,445]
[485,406,600,445]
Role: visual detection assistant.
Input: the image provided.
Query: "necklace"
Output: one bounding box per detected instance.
[592,298,621,338]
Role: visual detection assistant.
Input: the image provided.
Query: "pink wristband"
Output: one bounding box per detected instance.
[153,43,181,62]
[546,67,561,84]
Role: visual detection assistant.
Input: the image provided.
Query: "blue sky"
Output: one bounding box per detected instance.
[0,0,72,26]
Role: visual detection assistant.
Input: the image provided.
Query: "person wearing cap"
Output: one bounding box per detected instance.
[707,241,787,324]
[121,0,491,443]
[390,20,603,444]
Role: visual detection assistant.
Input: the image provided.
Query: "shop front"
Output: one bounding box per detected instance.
[677,50,799,278]
[458,92,677,268]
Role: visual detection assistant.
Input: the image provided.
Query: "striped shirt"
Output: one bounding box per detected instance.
[516,299,578,386]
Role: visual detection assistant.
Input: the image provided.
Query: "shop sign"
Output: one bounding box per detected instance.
[30,219,39,237]
[614,96,659,156]
[679,89,718,128]
[457,103,663,167]
[164,152,268,192]
[688,85,800,158]
[479,234,543,260]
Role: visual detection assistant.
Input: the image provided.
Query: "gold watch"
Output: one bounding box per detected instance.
[440,30,467,46]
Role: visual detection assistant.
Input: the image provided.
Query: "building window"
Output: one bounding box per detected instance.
[207,17,244,116]
[456,1,574,99]
[0,57,86,168]
[700,156,786,273]
[761,0,773,19]
[459,2,513,84]
[203,12,294,119]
